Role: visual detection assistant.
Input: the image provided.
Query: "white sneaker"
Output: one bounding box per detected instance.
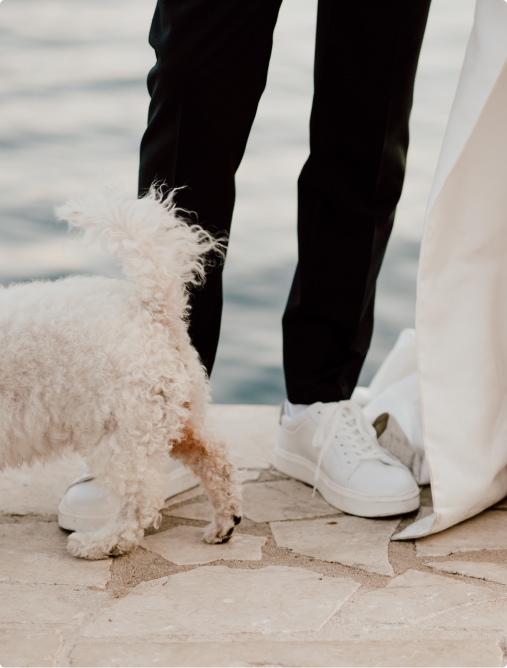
[275,400,420,517]
[58,455,199,532]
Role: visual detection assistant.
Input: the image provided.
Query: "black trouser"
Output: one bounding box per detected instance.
[139,0,431,404]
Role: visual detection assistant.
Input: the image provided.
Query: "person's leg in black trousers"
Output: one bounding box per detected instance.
[139,0,283,375]
[277,0,430,518]
[283,0,432,405]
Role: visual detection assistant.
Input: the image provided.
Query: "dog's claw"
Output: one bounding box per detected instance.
[203,514,239,544]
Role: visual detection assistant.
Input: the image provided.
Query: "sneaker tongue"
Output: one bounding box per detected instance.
[341,410,375,444]
[337,406,393,464]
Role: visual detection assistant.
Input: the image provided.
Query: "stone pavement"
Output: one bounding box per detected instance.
[0,405,506,667]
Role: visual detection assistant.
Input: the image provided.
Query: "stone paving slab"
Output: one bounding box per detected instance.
[0,628,63,667]
[69,639,506,667]
[210,404,278,469]
[270,516,399,576]
[0,582,109,625]
[416,510,507,556]
[0,521,111,586]
[428,560,507,585]
[242,479,338,522]
[422,597,507,632]
[163,485,204,508]
[238,469,261,482]
[140,525,266,565]
[167,479,337,523]
[165,499,213,521]
[163,472,258,511]
[229,453,272,470]
[83,566,360,638]
[341,569,503,634]
[0,453,85,515]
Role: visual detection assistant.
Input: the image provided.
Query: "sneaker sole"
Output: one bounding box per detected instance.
[274,445,420,517]
[58,467,200,533]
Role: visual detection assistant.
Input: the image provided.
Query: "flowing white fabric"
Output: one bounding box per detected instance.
[354,0,507,539]
[400,0,507,538]
[427,0,507,215]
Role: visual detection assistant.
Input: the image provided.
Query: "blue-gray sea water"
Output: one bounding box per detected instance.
[0,0,475,404]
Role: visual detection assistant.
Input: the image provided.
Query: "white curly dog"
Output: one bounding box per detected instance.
[0,187,242,559]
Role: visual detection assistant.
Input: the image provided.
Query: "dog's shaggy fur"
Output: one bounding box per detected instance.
[0,187,242,559]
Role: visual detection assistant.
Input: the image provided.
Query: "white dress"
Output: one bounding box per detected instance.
[356,0,507,539]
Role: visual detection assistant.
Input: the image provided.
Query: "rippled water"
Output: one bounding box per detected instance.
[0,0,475,403]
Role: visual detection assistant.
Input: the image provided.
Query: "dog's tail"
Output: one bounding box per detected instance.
[55,185,221,323]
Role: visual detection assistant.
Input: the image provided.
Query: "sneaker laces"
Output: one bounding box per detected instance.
[311,400,387,491]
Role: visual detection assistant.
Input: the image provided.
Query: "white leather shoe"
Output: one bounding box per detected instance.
[275,400,420,517]
[58,455,199,532]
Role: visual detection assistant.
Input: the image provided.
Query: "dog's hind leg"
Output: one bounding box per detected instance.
[66,434,167,559]
[170,427,242,544]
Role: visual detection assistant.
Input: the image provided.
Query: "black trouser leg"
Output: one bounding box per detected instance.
[138,0,283,374]
[283,0,432,404]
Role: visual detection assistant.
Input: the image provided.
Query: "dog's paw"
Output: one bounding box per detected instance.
[203,514,242,544]
[67,532,112,560]
[67,530,139,560]
[202,483,242,544]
